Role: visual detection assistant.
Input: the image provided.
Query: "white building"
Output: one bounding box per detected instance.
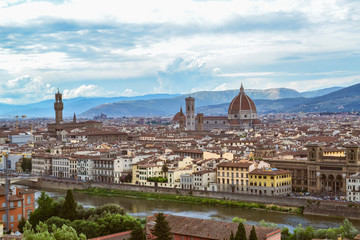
[52,156,70,178]
[76,157,94,182]
[193,170,216,191]
[346,173,360,202]
[93,158,123,183]
[32,154,52,176]
[180,174,193,189]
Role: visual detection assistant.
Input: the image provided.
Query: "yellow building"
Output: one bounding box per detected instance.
[249,168,292,196]
[132,163,163,185]
[216,161,252,193]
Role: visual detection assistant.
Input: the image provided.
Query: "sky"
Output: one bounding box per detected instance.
[1,0,360,104]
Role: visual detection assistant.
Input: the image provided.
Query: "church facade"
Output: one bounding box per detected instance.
[174,84,261,131]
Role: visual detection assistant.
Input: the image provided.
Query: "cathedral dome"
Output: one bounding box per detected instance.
[173,107,185,122]
[228,84,257,115]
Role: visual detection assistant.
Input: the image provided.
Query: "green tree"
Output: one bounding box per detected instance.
[248,226,258,240]
[60,190,77,221]
[232,217,247,224]
[45,216,71,230]
[21,158,32,173]
[94,203,125,216]
[71,219,99,239]
[235,222,247,240]
[18,217,27,233]
[29,191,58,227]
[229,230,235,240]
[340,218,358,239]
[162,164,169,175]
[96,213,139,237]
[129,225,146,240]
[152,213,172,240]
[281,227,290,240]
[22,221,86,240]
[258,220,278,228]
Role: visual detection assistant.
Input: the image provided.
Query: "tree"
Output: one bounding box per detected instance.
[71,220,99,239]
[152,213,172,240]
[162,164,169,177]
[60,190,77,221]
[21,158,32,173]
[340,218,358,239]
[18,217,26,233]
[96,213,140,237]
[29,191,58,227]
[281,227,290,240]
[248,226,258,240]
[235,222,247,240]
[45,216,71,230]
[129,225,146,240]
[22,221,86,240]
[229,231,235,240]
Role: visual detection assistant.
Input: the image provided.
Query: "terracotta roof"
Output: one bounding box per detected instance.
[217,161,252,168]
[252,119,262,125]
[228,88,257,114]
[89,231,132,240]
[147,214,280,240]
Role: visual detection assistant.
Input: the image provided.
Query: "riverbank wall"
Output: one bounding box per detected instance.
[17,178,360,219]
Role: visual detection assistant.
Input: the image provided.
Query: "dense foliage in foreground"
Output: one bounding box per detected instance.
[20,190,144,239]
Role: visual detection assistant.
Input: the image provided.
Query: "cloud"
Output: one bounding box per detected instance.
[62,84,120,99]
[154,57,206,93]
[0,75,122,104]
[0,0,359,101]
[0,75,56,103]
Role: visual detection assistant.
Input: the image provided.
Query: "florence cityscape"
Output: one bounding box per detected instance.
[1,0,360,239]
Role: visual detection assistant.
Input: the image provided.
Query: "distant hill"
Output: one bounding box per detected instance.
[80,86,345,117]
[0,84,350,118]
[300,86,343,98]
[0,94,180,118]
[199,83,360,114]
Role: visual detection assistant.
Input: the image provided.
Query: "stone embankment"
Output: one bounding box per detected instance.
[16,177,360,219]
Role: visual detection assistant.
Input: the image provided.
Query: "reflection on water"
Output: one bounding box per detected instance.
[35,188,360,232]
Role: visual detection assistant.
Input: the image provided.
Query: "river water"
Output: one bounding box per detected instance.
[34,188,360,232]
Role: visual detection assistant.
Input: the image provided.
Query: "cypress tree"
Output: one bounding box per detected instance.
[60,189,77,221]
[235,222,247,240]
[229,230,235,240]
[249,226,258,240]
[152,213,172,240]
[129,225,146,240]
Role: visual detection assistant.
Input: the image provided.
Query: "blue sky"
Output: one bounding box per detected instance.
[1,0,360,104]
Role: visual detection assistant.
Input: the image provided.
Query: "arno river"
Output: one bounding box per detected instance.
[35,188,360,232]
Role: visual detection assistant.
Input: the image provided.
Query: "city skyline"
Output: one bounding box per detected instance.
[1,0,360,104]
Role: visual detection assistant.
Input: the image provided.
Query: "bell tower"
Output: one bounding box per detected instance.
[185,96,195,130]
[54,89,63,125]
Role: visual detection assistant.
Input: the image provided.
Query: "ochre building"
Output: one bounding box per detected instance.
[264,143,360,193]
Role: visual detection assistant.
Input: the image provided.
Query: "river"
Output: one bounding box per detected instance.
[32,188,360,232]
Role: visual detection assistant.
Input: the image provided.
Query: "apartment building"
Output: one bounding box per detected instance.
[249,168,292,196]
[216,161,252,192]
[52,156,71,178]
[0,186,35,232]
[32,154,52,176]
[346,173,360,202]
